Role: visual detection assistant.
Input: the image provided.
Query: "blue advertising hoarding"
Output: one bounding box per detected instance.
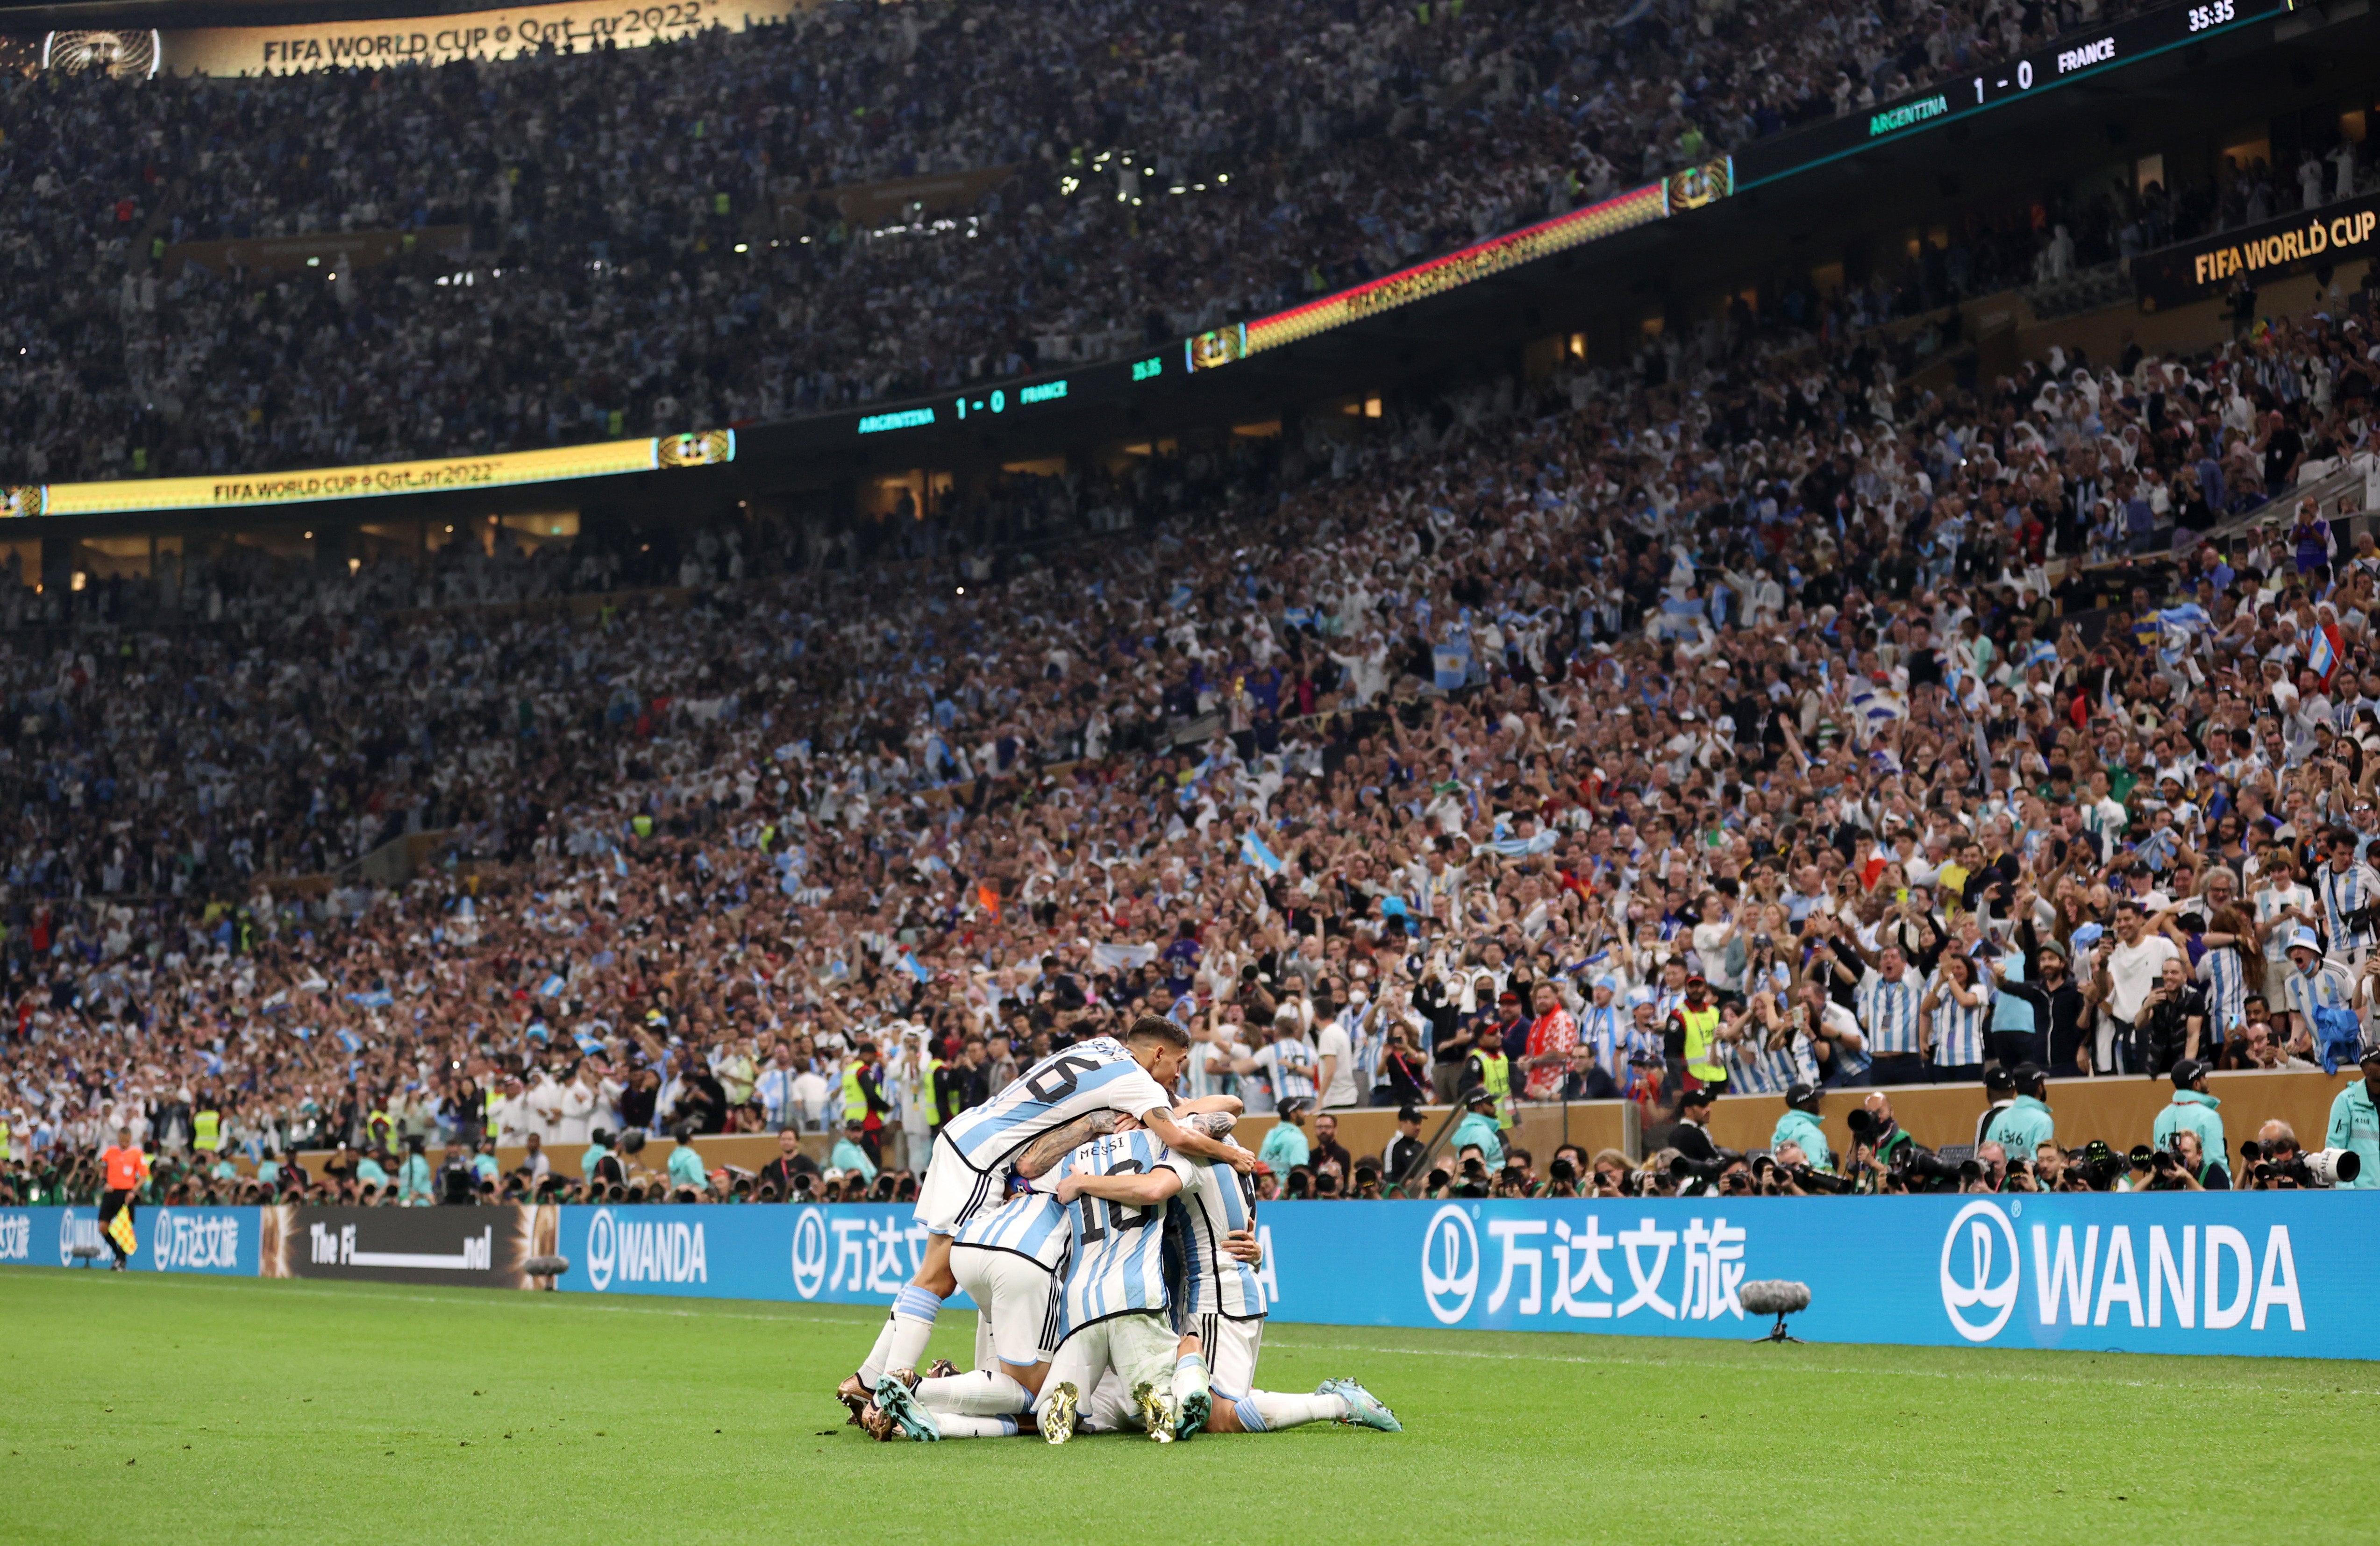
[1266,1194,2366,1358]
[3,1196,2373,1360]
[0,1204,257,1276]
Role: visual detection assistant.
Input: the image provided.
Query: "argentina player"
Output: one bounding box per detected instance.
[1166,1122,1399,1439]
[840,1015,1254,1420]
[1033,1113,1211,1444]
[867,1109,1243,1443]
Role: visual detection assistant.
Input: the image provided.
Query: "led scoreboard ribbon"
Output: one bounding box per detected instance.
[1733,0,2293,186]
[1,431,734,519]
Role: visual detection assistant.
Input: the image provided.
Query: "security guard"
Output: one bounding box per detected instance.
[841,1040,888,1164]
[1449,1084,1505,1172]
[1667,973,1728,1095]
[192,1099,222,1155]
[1982,1063,2057,1161]
[1464,1024,1515,1133]
[2325,1037,2380,1189]
[1770,1082,1833,1170]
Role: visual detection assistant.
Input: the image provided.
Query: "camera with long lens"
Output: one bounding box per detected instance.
[2067,1139,2125,1190]
[2128,1141,2197,1188]
[1891,1147,1965,1190]
[1748,1152,1857,1195]
[2241,1138,2363,1188]
[1669,1148,1745,1193]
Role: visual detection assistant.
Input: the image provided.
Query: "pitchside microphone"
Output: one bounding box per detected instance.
[525,1255,571,1277]
[1739,1280,1812,1344]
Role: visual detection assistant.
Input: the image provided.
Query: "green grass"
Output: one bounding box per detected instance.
[2,1267,2375,1545]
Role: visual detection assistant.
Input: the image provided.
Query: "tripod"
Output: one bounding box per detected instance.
[1750,1312,1806,1345]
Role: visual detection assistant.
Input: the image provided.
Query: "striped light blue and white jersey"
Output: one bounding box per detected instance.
[2255,882,2316,964]
[1924,968,1992,1067]
[2197,942,2251,1033]
[1857,968,1924,1056]
[1724,1021,1819,1094]
[1169,1155,1266,1322]
[1182,1030,1244,1104]
[1818,997,1873,1082]
[937,1035,1172,1172]
[1577,1004,1631,1078]
[2282,958,2357,1031]
[1051,1129,1198,1335]
[1720,1029,1781,1095]
[1763,1025,1822,1091]
[1250,1036,1318,1106]
[952,1190,1071,1272]
[2316,862,2380,954]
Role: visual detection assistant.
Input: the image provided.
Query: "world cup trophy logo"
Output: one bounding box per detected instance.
[43,29,161,79]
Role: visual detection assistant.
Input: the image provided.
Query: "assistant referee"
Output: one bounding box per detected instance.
[98,1127,149,1270]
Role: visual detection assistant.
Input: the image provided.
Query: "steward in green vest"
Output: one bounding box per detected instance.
[1465,1042,1514,1130]
[192,1106,221,1154]
[1667,976,1728,1090]
[841,1041,886,1137]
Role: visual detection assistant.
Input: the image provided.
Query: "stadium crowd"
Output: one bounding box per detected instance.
[10,238,2380,1211]
[1,0,2241,486]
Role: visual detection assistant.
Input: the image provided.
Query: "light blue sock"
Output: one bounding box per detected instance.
[861,1287,944,1383]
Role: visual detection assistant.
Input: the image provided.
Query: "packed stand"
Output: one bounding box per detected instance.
[11,280,2380,1211]
[0,0,2206,485]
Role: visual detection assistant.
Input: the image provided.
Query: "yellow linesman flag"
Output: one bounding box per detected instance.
[106,1209,137,1258]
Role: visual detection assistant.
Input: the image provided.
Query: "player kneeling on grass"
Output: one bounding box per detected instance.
[862,1111,1127,1442]
[867,1105,1241,1443]
[1033,1112,1217,1445]
[1156,1109,1397,1438]
[842,1015,1253,1424]
[1038,1113,1398,1445]
[876,1108,1212,1444]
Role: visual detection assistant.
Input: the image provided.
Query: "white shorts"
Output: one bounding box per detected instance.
[951,1245,1061,1367]
[1044,1311,1178,1403]
[913,1133,1007,1236]
[1186,1312,1264,1397]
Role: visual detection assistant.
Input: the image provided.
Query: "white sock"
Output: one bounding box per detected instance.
[1170,1354,1210,1411]
[860,1286,943,1383]
[917,1369,1032,1416]
[855,1316,902,1386]
[973,1311,995,1371]
[1247,1390,1348,1431]
[933,1414,1020,1439]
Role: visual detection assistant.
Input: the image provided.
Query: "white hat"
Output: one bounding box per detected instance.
[2287,926,2323,955]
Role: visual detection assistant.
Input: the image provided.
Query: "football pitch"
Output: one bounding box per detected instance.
[2,1269,2373,1545]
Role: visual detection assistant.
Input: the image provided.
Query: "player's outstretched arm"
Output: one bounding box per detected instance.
[1174,1094,1245,1116]
[1144,1108,1256,1172]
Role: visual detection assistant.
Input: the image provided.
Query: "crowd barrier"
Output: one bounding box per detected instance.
[5,1195,2373,1361]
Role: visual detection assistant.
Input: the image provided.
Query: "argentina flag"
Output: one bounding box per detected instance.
[1240,830,1285,875]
